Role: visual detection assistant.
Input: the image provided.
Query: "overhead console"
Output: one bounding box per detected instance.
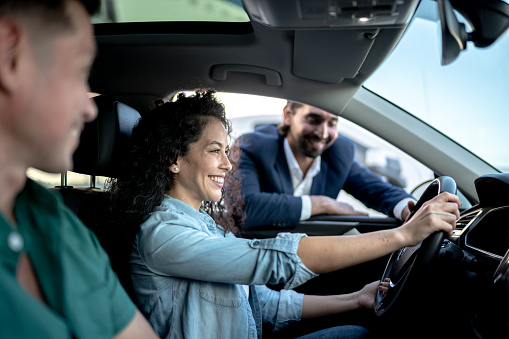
[240,0,420,87]
[241,0,420,29]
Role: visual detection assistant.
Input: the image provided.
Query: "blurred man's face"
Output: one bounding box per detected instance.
[283,104,338,158]
[14,0,97,173]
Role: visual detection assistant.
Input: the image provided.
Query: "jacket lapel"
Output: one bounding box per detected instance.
[275,135,294,194]
[311,159,328,195]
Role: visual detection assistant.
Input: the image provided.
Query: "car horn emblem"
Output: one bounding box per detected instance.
[396,247,407,261]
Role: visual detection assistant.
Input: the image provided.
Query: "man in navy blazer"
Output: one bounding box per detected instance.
[236,101,415,230]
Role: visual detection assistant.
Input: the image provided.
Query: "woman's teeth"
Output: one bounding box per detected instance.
[210,176,224,184]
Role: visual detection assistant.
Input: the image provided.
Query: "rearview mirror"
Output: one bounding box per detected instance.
[437,0,509,65]
[437,0,468,65]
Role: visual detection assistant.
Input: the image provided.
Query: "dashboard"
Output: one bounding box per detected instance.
[461,206,509,259]
[452,173,509,338]
[457,174,509,265]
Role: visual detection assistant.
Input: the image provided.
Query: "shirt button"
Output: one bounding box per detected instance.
[7,231,24,252]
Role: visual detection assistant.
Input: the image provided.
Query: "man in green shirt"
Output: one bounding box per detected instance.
[0,1,157,338]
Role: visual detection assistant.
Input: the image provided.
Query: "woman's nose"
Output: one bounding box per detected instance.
[222,153,233,172]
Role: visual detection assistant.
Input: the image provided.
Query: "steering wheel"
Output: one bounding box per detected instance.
[374,176,457,317]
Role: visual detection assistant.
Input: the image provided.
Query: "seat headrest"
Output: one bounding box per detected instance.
[72,95,141,178]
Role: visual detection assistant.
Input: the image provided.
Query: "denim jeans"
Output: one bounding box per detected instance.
[296,325,371,339]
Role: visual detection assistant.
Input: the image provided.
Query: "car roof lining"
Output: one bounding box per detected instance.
[90,20,409,115]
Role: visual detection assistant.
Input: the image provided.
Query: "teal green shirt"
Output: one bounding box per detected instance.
[0,179,136,339]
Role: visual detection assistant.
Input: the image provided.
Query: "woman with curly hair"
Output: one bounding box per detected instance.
[108,90,460,339]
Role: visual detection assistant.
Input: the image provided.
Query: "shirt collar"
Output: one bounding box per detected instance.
[160,195,214,225]
[283,138,321,183]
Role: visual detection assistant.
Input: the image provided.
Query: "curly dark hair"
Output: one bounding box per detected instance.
[108,90,244,246]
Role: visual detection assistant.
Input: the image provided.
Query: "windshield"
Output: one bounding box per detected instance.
[365,0,509,172]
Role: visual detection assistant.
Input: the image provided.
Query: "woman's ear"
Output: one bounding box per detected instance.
[170,165,179,174]
[170,157,180,173]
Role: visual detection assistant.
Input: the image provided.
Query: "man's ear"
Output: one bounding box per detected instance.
[282,104,293,126]
[0,18,23,95]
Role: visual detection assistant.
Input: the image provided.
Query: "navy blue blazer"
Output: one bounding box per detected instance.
[236,125,413,229]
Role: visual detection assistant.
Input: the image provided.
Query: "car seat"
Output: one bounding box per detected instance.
[52,95,141,302]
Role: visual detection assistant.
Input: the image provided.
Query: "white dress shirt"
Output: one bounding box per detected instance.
[283,138,412,221]
[283,138,318,221]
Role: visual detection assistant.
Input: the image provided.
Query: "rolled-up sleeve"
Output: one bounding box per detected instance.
[247,232,318,290]
[136,211,318,289]
[255,285,304,332]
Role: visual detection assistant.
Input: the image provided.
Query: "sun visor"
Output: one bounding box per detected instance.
[292,29,378,83]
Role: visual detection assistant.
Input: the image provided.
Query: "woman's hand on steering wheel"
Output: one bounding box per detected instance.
[375,176,461,318]
[358,279,392,309]
[398,192,461,247]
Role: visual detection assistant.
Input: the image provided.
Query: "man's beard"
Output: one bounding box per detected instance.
[298,134,332,158]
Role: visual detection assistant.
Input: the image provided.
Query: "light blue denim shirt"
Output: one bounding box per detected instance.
[130,195,318,339]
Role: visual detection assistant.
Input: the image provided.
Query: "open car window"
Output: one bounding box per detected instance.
[217,92,434,217]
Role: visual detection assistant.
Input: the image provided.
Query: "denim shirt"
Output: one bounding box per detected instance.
[130,196,318,339]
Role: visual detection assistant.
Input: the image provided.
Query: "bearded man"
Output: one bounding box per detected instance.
[236,101,415,230]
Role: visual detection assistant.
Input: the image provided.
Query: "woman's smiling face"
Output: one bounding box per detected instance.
[169,118,232,210]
